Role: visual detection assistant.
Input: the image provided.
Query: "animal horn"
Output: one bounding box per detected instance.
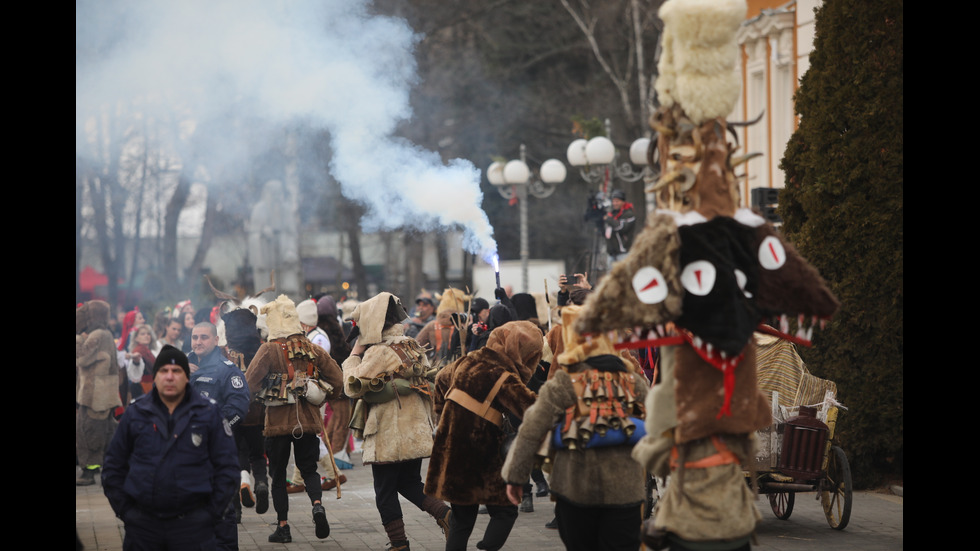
[205,275,239,302]
[732,152,764,168]
[727,110,765,128]
[255,270,277,296]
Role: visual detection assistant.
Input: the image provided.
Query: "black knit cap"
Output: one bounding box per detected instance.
[153,344,190,378]
[471,298,490,315]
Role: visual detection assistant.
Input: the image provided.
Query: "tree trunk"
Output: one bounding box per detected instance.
[346,223,367,300]
[404,233,425,299]
[183,185,218,296]
[127,124,150,295]
[436,232,449,291]
[381,232,403,299]
[163,172,191,299]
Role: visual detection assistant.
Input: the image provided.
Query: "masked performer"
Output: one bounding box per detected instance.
[343,292,452,551]
[245,295,344,543]
[571,1,840,549]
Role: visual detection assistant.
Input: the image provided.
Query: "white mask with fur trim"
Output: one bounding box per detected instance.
[261,294,304,340]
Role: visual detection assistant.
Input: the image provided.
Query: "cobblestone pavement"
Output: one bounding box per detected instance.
[77,451,902,550]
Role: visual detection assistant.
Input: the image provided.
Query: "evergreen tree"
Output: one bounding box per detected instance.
[780,0,902,487]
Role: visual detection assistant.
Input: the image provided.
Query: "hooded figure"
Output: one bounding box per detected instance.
[342,292,451,551]
[244,295,344,543]
[501,307,648,550]
[426,321,542,551]
[76,300,124,486]
[416,288,471,366]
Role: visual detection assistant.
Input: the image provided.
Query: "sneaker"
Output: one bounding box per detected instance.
[255,481,269,515]
[312,503,330,539]
[385,542,410,551]
[478,505,489,514]
[240,482,255,508]
[268,524,292,543]
[545,517,558,530]
[519,494,534,513]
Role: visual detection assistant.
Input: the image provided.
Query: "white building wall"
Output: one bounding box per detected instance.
[736,1,822,204]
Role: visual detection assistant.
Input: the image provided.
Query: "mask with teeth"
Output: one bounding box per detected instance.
[575,0,838,439]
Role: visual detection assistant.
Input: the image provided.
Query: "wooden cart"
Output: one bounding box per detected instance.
[750,332,852,530]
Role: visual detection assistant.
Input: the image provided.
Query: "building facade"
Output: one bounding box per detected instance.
[735,0,822,205]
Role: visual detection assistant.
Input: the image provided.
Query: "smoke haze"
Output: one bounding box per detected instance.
[76,0,497,260]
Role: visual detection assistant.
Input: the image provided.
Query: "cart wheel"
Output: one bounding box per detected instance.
[821,445,853,530]
[768,492,794,520]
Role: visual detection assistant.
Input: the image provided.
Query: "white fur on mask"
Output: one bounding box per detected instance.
[261,294,303,340]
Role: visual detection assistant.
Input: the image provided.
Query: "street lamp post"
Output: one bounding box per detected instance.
[566,118,654,192]
[487,144,567,292]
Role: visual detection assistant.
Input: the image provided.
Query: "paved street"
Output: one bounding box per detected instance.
[77,452,902,550]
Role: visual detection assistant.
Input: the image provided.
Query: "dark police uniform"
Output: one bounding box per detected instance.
[189,347,250,547]
[102,388,238,550]
[189,347,250,428]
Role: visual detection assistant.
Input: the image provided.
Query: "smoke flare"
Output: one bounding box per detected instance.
[76,0,497,260]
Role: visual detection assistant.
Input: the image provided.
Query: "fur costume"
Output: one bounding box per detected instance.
[434,288,471,316]
[424,321,542,506]
[655,0,746,126]
[571,0,839,546]
[415,316,457,365]
[501,310,647,511]
[343,292,452,547]
[245,296,344,438]
[502,368,648,508]
[416,288,471,366]
[76,300,123,476]
[76,300,123,415]
[343,292,436,464]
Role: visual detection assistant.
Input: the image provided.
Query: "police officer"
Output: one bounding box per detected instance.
[102,345,239,550]
[188,321,250,548]
[188,322,250,427]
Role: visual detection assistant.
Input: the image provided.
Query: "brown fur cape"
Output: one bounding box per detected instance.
[424,321,542,506]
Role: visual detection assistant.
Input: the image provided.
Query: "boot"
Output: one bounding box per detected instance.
[519,494,534,513]
[535,480,550,497]
[312,503,330,539]
[268,523,292,543]
[383,518,409,550]
[76,468,96,487]
[420,496,451,540]
[255,481,269,515]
